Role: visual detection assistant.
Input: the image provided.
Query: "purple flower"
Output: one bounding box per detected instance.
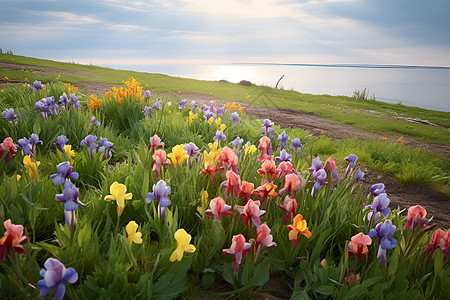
[37,258,78,300]
[146,180,171,206]
[54,135,68,151]
[146,180,171,220]
[312,168,328,194]
[29,80,43,91]
[369,219,397,265]
[290,138,304,154]
[368,183,386,198]
[69,94,81,109]
[365,193,390,222]
[275,149,292,162]
[143,90,152,98]
[190,100,198,110]
[55,180,84,211]
[99,138,114,153]
[231,136,244,148]
[203,110,216,121]
[345,154,358,168]
[152,99,162,110]
[354,169,365,182]
[142,106,151,118]
[277,131,290,149]
[58,93,69,109]
[50,161,79,185]
[261,119,274,136]
[80,135,98,158]
[308,157,323,174]
[267,127,276,139]
[201,104,209,112]
[17,138,32,156]
[91,116,100,126]
[183,142,200,158]
[213,130,226,143]
[216,106,225,116]
[29,133,42,146]
[177,99,188,110]
[231,112,241,123]
[2,108,17,121]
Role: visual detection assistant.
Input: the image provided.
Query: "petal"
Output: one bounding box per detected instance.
[64,200,78,211]
[62,267,78,284]
[37,279,50,297]
[184,244,196,253]
[54,283,66,300]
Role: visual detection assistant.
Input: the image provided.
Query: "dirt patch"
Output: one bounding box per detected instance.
[0,61,92,75]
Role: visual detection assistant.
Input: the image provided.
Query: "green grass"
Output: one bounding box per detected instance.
[1,53,449,145]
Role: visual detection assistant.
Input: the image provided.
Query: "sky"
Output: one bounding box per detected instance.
[1,0,449,67]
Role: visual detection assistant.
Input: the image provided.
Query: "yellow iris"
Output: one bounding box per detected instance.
[64,144,75,163]
[126,221,143,247]
[208,117,214,126]
[167,144,189,168]
[104,181,133,216]
[189,111,198,125]
[220,124,226,132]
[23,155,40,184]
[244,144,257,155]
[169,229,196,262]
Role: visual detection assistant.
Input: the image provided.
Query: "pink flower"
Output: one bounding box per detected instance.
[240,199,266,227]
[404,205,428,230]
[255,223,277,254]
[0,219,27,261]
[0,137,17,164]
[223,234,252,272]
[205,197,233,222]
[218,147,238,173]
[150,134,164,154]
[348,232,372,259]
[324,157,338,185]
[251,182,278,203]
[424,228,449,260]
[279,196,297,224]
[152,149,171,178]
[257,136,272,162]
[279,173,301,196]
[239,181,254,205]
[221,170,241,198]
[257,158,278,181]
[276,161,296,179]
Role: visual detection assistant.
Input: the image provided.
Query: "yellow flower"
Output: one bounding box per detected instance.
[208,141,219,153]
[208,117,214,126]
[397,138,403,143]
[244,144,257,155]
[167,144,189,168]
[215,118,221,127]
[220,124,226,132]
[169,229,196,262]
[64,144,75,163]
[104,182,133,216]
[16,175,21,181]
[23,155,40,184]
[126,221,143,246]
[189,111,197,125]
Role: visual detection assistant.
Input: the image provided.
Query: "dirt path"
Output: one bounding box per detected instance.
[1,63,448,228]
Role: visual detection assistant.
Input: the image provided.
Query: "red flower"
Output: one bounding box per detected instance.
[152,149,171,178]
[240,199,266,227]
[0,137,17,164]
[257,136,272,162]
[255,223,277,254]
[279,196,297,224]
[276,161,296,179]
[257,158,278,181]
[0,219,27,261]
[239,181,254,205]
[404,205,428,230]
[251,182,278,203]
[348,232,372,259]
[149,134,164,154]
[221,170,241,198]
[279,173,301,196]
[424,229,449,260]
[205,197,233,222]
[223,234,252,272]
[217,147,238,173]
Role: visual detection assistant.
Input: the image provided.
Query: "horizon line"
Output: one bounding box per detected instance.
[231,62,450,70]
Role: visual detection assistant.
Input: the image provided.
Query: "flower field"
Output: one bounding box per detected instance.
[0,78,449,299]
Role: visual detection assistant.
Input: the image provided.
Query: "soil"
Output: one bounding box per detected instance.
[1,62,448,228]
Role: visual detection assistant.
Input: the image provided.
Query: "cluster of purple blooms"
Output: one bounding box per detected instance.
[2,108,17,124]
[17,133,42,157]
[214,130,226,144]
[261,119,275,138]
[80,135,114,159]
[365,183,398,265]
[29,80,43,91]
[307,157,328,197]
[34,93,81,118]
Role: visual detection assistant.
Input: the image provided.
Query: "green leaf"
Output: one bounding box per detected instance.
[222,262,234,285]
[250,261,270,286]
[314,285,336,296]
[201,271,216,290]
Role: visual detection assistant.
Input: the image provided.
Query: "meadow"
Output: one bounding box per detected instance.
[0,56,449,299]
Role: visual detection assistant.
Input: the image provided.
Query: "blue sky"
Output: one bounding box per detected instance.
[1,0,449,66]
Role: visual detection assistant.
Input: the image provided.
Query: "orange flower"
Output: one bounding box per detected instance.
[382,137,387,141]
[320,131,325,134]
[87,94,102,110]
[397,138,403,143]
[287,214,311,246]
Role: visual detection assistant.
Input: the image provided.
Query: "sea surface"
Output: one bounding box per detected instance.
[102,62,450,112]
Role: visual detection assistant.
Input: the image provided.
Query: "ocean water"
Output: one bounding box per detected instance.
[103,62,450,112]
